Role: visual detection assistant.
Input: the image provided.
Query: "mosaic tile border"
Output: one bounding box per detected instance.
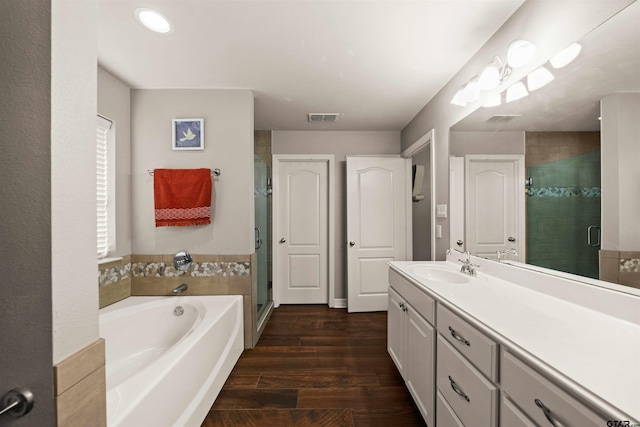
[131,261,250,278]
[620,258,640,273]
[98,263,130,287]
[527,186,601,198]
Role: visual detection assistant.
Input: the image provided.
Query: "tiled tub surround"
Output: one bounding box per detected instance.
[98,254,259,347]
[600,250,640,289]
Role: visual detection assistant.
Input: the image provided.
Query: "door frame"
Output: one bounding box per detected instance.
[401,129,436,260]
[272,154,335,308]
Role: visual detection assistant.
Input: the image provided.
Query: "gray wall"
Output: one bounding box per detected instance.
[0,1,55,424]
[131,89,255,255]
[401,0,634,260]
[272,130,401,300]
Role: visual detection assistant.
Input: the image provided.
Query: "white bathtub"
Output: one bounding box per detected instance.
[99,295,244,427]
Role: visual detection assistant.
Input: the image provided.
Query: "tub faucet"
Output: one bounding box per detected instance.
[172,283,188,295]
[496,248,519,262]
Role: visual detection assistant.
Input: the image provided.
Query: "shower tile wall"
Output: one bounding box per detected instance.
[527,151,601,278]
[600,250,640,289]
[255,130,272,289]
[525,132,601,280]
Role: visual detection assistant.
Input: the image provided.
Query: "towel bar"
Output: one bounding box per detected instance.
[147,168,221,177]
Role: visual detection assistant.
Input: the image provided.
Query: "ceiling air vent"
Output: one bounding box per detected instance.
[486,114,522,123]
[308,113,340,123]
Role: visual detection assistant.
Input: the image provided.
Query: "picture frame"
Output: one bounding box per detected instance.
[172,118,204,150]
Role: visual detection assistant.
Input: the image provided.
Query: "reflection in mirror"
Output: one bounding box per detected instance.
[449,3,640,287]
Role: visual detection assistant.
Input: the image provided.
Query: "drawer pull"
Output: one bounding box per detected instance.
[448,376,470,402]
[448,326,470,346]
[535,399,567,427]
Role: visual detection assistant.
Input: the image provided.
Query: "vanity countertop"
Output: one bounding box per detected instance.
[388,259,640,422]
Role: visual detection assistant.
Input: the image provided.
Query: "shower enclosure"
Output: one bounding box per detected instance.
[526,151,601,279]
[254,154,272,326]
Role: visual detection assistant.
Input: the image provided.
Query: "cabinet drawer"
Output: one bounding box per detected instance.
[501,395,536,427]
[502,350,608,427]
[389,268,435,324]
[437,335,498,427]
[436,390,464,427]
[437,304,498,381]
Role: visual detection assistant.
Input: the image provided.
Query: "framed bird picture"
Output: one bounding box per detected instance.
[172,118,204,150]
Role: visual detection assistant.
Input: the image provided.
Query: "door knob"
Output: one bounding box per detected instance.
[349,241,356,247]
[508,236,516,242]
[279,238,286,243]
[456,240,463,246]
[1,387,34,418]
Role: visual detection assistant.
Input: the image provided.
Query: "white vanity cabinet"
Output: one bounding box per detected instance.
[388,270,436,426]
[387,261,640,426]
[501,350,609,427]
[436,306,499,427]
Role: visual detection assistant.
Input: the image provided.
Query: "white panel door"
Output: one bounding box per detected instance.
[347,156,410,312]
[465,155,525,260]
[277,160,329,304]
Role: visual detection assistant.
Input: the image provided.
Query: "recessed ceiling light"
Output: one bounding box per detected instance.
[134,8,172,34]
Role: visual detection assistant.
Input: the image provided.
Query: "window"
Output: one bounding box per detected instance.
[97,115,112,259]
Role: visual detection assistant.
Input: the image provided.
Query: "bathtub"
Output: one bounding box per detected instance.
[99,295,244,427]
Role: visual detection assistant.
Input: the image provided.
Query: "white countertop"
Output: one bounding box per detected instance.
[388,260,640,422]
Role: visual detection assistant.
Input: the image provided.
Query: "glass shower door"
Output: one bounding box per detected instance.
[526,151,601,279]
[254,155,272,322]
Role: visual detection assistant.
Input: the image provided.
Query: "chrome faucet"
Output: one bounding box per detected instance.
[457,251,479,276]
[496,248,519,262]
[172,283,188,295]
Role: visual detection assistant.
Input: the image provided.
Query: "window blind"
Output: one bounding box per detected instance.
[97,115,112,259]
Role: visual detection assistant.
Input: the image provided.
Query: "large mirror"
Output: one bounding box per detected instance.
[448,3,640,284]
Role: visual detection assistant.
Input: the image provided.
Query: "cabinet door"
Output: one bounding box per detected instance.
[387,287,405,376]
[406,306,435,427]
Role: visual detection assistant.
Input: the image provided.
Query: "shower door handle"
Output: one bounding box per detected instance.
[255,227,262,250]
[587,226,601,248]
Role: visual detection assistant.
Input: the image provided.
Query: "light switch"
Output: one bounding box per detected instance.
[436,225,442,238]
[436,204,448,218]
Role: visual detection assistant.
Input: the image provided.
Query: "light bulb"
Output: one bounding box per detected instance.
[463,78,480,103]
[507,39,536,68]
[482,93,502,108]
[527,66,554,91]
[549,43,582,69]
[478,64,501,91]
[506,81,528,103]
[451,88,467,107]
[135,8,172,34]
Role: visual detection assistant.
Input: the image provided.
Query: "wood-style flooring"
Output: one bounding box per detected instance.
[201,305,426,427]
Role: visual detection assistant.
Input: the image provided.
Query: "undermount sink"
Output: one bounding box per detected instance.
[409,265,471,284]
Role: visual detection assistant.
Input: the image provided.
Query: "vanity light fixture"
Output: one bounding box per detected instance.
[505,81,528,103]
[450,39,536,106]
[134,8,173,34]
[549,43,582,69]
[527,66,555,91]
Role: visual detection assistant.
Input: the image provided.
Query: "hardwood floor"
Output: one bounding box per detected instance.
[201,305,426,427]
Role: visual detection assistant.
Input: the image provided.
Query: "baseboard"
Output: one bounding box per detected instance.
[332,298,347,308]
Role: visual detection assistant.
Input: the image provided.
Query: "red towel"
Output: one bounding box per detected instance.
[154,168,212,227]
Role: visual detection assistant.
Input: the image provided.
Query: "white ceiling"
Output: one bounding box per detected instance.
[97,0,525,131]
[452,2,640,132]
